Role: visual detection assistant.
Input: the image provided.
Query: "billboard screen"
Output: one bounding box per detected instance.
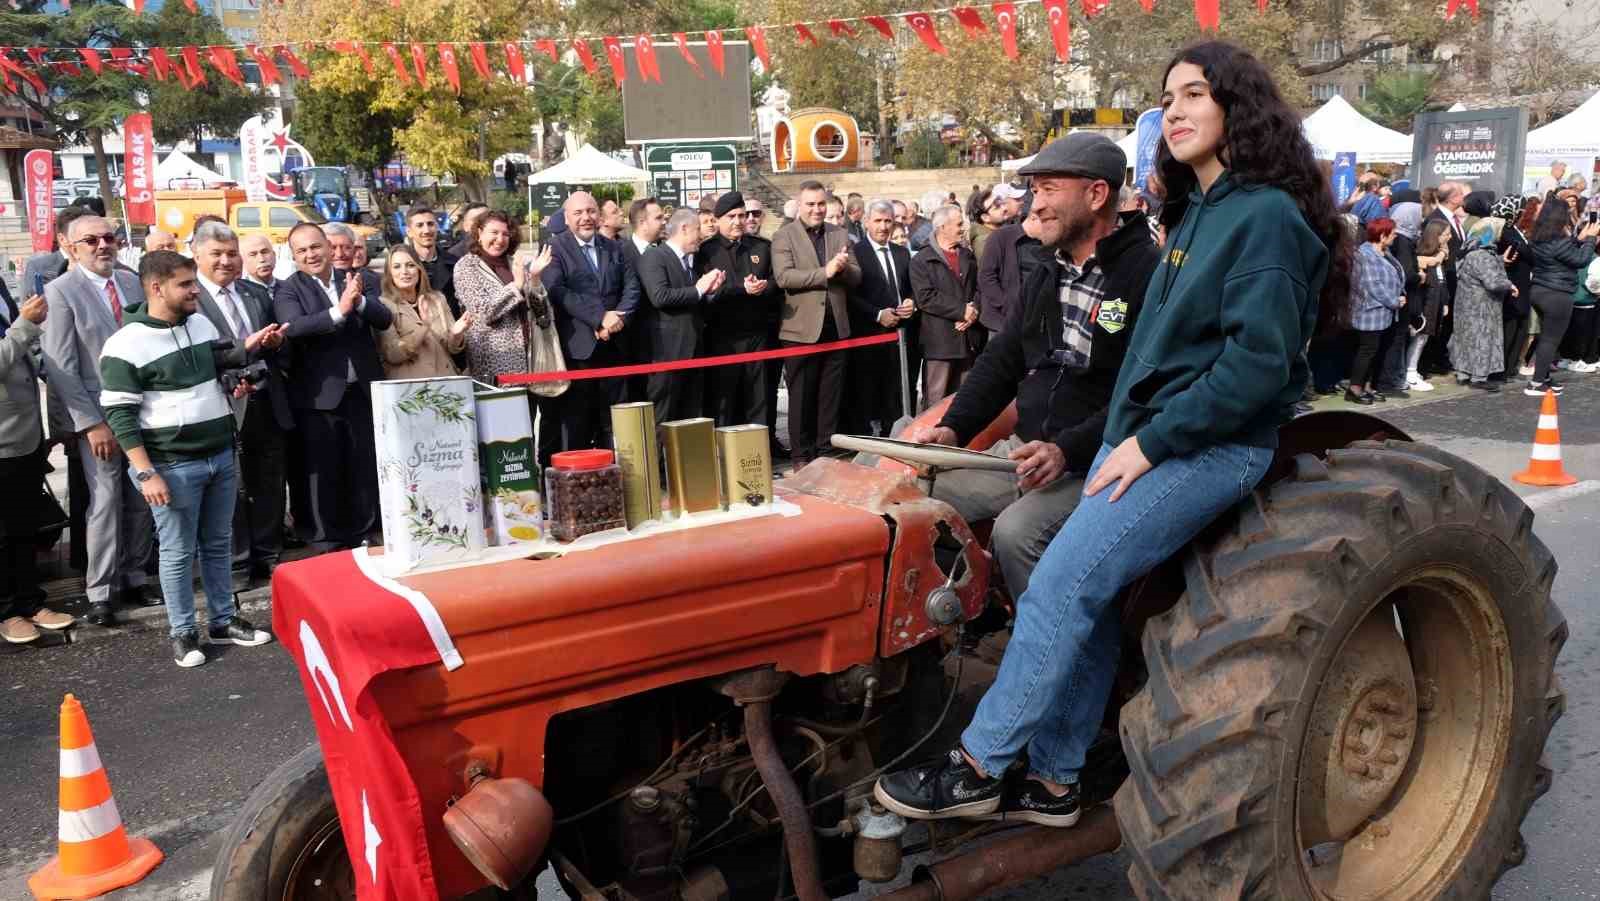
[1410,107,1529,195]
[623,41,752,144]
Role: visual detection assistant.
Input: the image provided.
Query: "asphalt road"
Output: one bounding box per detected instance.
[1,375,1597,900]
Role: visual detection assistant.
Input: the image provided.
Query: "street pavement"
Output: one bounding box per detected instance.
[2,373,1597,900]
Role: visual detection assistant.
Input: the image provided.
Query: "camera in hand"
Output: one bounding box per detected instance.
[220,361,270,395]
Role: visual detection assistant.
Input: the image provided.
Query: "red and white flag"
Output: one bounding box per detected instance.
[207,45,246,86]
[1194,0,1220,28]
[331,41,374,76]
[952,7,988,36]
[572,39,598,76]
[828,19,856,38]
[503,41,526,82]
[24,149,54,253]
[382,43,412,85]
[181,45,206,86]
[704,29,726,76]
[123,113,157,226]
[533,39,559,63]
[148,47,177,82]
[903,12,948,55]
[437,43,460,93]
[633,35,662,83]
[673,33,705,78]
[794,23,820,46]
[864,16,895,39]
[246,43,282,86]
[467,42,491,80]
[1041,0,1072,62]
[277,44,311,80]
[992,2,1019,57]
[77,48,102,75]
[408,42,429,89]
[746,25,771,70]
[1081,0,1110,17]
[602,36,627,86]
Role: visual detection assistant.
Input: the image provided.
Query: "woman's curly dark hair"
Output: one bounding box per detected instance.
[1154,41,1352,337]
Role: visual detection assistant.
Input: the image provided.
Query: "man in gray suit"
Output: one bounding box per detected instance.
[41,215,157,626]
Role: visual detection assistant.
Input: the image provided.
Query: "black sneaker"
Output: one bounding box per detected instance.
[873,749,1004,820]
[983,777,1082,827]
[1468,380,1501,393]
[1525,381,1565,397]
[173,633,207,668]
[207,617,274,647]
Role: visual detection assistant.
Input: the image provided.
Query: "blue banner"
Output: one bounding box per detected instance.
[1133,108,1163,193]
[1331,152,1358,206]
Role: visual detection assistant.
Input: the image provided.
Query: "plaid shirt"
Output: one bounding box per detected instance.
[1350,242,1405,332]
[1053,251,1105,370]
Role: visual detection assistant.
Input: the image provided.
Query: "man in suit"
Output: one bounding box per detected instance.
[849,199,918,434]
[621,197,668,402]
[540,190,642,452]
[911,205,980,407]
[638,209,725,424]
[240,234,282,293]
[772,180,862,466]
[191,222,292,583]
[40,215,157,626]
[698,192,776,426]
[326,223,381,300]
[274,222,393,553]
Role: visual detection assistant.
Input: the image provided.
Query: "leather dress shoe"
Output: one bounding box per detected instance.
[121,585,164,608]
[86,603,117,627]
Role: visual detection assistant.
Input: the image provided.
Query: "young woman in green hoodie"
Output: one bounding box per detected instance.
[875,40,1350,828]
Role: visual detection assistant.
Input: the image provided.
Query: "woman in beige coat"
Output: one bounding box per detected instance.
[377,244,472,380]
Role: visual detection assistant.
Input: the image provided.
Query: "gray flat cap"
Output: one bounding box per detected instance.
[1018,132,1127,185]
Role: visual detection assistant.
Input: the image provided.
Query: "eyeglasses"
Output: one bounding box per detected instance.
[74,233,117,247]
[744,210,765,218]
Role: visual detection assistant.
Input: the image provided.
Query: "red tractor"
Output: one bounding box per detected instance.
[212,407,1564,901]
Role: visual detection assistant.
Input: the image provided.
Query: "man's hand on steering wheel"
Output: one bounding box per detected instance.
[1009,440,1065,491]
[908,424,959,446]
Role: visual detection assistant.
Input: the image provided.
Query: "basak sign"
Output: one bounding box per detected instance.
[24,149,55,253]
[1411,107,1529,195]
[124,113,158,225]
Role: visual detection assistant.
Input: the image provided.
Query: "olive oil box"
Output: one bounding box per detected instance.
[476,387,544,545]
[373,377,486,573]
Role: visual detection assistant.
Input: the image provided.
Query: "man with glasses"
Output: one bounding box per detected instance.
[41,216,158,627]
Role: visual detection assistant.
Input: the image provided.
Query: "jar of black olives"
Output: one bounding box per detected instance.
[546,449,627,542]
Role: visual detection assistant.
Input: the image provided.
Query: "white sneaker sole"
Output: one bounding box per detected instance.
[175,651,207,668]
[3,631,41,644]
[977,807,1083,827]
[207,631,274,647]
[873,782,1001,821]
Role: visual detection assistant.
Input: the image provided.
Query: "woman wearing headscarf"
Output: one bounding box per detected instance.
[1449,217,1515,390]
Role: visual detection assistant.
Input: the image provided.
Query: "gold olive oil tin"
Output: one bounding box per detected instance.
[610,401,662,528]
[661,417,720,515]
[715,424,772,509]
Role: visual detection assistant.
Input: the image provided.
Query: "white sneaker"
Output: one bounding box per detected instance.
[1411,377,1435,391]
[1519,364,1535,377]
[1571,361,1597,373]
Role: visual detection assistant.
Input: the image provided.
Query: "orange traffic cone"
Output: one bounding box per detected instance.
[28,694,162,900]
[1513,390,1579,487]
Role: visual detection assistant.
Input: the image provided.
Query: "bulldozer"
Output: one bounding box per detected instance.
[210,404,1565,901]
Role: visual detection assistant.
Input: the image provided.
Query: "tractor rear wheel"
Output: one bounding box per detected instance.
[1114,441,1566,899]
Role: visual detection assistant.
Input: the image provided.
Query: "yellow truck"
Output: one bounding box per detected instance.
[154,189,386,257]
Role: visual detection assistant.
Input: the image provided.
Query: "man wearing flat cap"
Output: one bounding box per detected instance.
[698,192,781,426]
[904,132,1161,599]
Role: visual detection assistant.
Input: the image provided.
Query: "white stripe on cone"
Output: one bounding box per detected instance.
[1532,443,1564,461]
[1539,415,1560,430]
[58,796,123,843]
[59,744,102,779]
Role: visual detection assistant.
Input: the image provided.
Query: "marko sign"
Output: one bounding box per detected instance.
[24,150,55,253]
[1410,107,1529,195]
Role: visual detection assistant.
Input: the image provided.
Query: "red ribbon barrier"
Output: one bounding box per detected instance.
[496,333,899,386]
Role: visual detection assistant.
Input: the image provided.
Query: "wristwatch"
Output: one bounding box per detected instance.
[134,469,159,483]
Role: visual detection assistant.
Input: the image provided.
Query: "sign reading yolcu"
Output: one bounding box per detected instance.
[1411,107,1529,195]
[644,143,737,211]
[239,114,315,202]
[123,113,157,226]
[24,149,55,253]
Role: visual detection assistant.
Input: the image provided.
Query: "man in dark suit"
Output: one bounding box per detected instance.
[698,192,777,426]
[325,223,381,301]
[638,209,725,424]
[620,197,668,402]
[540,190,641,452]
[910,205,979,407]
[191,222,293,583]
[849,199,918,434]
[274,222,393,553]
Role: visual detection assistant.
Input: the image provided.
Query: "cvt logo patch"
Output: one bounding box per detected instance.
[1097,298,1128,334]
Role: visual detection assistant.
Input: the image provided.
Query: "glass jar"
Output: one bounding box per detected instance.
[545,449,627,542]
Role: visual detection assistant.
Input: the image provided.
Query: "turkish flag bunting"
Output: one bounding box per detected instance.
[77,48,103,75]
[0,56,15,94]
[504,42,526,82]
[746,26,771,70]
[24,47,47,66]
[864,16,895,39]
[1041,0,1072,62]
[181,0,196,12]
[132,0,144,11]
[903,12,948,55]
[572,40,598,76]
[828,19,856,38]
[382,43,412,85]
[1445,0,1479,19]
[148,47,176,82]
[331,41,374,76]
[794,23,819,45]
[109,47,144,76]
[467,42,491,80]
[438,43,461,93]
[182,45,206,86]
[277,44,310,80]
[1,54,44,95]
[1193,0,1219,28]
[633,35,662,83]
[705,30,726,76]
[409,42,430,88]
[247,44,281,86]
[602,36,627,87]
[673,33,706,78]
[1081,0,1109,17]
[207,45,246,86]
[534,39,559,62]
[53,61,84,77]
[952,7,987,35]
[1258,0,1267,11]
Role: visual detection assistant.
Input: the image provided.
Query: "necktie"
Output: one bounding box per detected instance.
[682,253,693,278]
[105,278,122,327]
[880,246,896,290]
[582,243,598,272]
[226,287,250,343]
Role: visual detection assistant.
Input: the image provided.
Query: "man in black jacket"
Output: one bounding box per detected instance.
[405,206,460,317]
[909,135,1160,596]
[848,199,917,434]
[639,209,725,424]
[698,192,778,426]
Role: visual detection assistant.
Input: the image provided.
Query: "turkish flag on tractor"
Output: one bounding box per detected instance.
[437,43,461,93]
[903,11,948,55]
[673,33,706,78]
[704,29,726,76]
[1041,0,1073,62]
[602,36,627,87]
[991,2,1019,57]
[24,149,54,253]
[123,113,158,226]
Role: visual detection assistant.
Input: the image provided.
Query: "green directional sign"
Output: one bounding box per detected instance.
[644,143,738,212]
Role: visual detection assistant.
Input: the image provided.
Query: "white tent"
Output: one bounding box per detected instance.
[529,144,649,185]
[1527,91,1600,155]
[1447,102,1468,112]
[155,150,230,188]
[1301,95,1413,164]
[1001,130,1140,173]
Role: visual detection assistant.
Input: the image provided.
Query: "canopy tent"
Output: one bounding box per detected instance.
[1447,102,1468,112]
[529,143,649,184]
[1301,95,1413,164]
[1000,130,1140,173]
[1527,91,1600,155]
[155,150,230,188]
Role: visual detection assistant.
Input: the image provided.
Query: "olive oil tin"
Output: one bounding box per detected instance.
[715,424,773,509]
[475,387,542,544]
[610,401,662,528]
[661,417,720,516]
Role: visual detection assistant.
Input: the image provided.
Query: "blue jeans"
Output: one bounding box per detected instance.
[961,440,1272,783]
[131,448,238,638]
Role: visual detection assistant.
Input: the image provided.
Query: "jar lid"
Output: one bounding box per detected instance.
[551,449,615,471]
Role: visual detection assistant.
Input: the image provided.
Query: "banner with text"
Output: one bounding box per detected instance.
[24,149,54,253]
[1411,107,1528,195]
[1330,151,1357,206]
[123,113,158,225]
[1132,108,1162,197]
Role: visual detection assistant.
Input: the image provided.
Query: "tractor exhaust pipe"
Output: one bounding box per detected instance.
[877,806,1121,901]
[744,699,828,901]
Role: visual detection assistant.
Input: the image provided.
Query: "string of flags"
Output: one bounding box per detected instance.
[0,0,1478,97]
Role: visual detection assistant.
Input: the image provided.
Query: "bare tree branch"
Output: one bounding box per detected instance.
[1294,39,1403,76]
